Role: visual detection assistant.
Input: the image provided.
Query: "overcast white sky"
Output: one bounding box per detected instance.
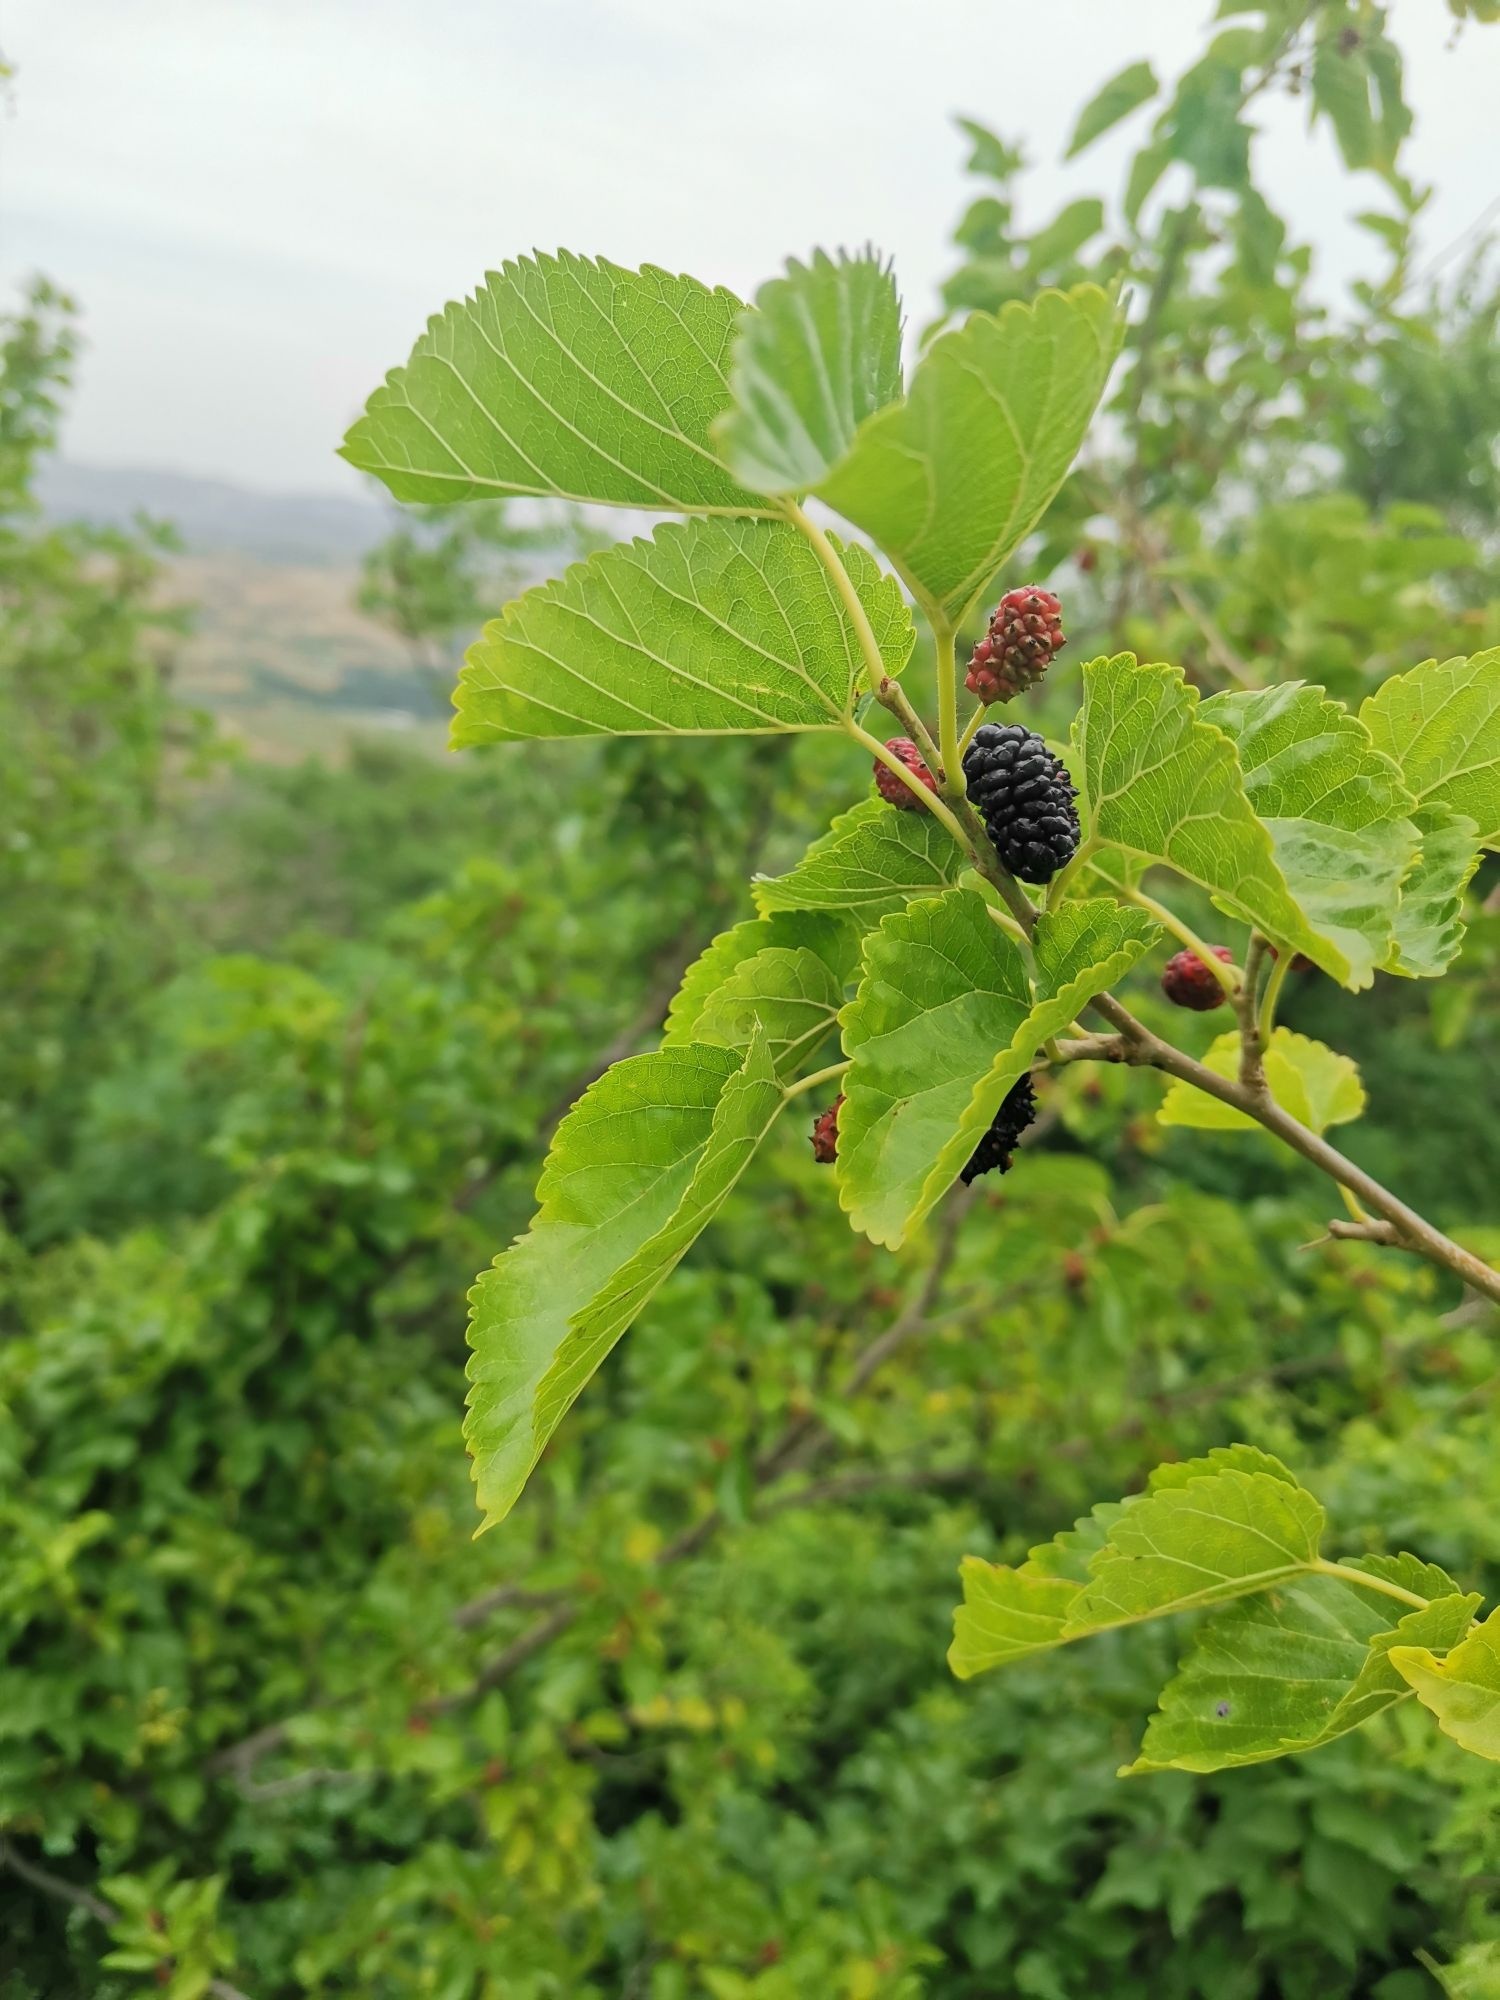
[1,0,1495,495]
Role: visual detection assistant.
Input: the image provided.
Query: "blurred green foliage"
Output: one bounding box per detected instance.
[4,3,1500,1992]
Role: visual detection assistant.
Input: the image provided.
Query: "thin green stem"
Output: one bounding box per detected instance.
[1338,1184,1374,1226]
[1309,1557,1436,1617]
[1046,841,1097,912]
[780,498,888,708]
[1258,949,1291,1042]
[933,616,961,794]
[783,1059,850,1103]
[1125,888,1240,1000]
[958,702,986,759]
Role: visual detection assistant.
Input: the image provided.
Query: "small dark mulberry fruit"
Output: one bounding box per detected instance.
[962,722,1080,884]
[1160,946,1236,1011]
[965,586,1065,703]
[873,737,938,809]
[961,1074,1038,1185]
[810,1095,843,1164]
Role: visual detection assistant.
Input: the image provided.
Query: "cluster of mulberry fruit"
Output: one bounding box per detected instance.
[966,586,1066,704]
[962,723,1080,884]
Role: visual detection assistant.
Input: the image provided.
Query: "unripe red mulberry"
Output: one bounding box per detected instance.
[1161,945,1236,1011]
[810,1095,843,1164]
[873,737,938,808]
[966,586,1066,703]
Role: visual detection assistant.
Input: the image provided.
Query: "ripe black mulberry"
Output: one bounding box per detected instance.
[960,1074,1038,1185]
[962,722,1080,884]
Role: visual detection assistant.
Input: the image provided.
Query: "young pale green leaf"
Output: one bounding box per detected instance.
[1390,1607,1500,1760]
[837,893,1157,1248]
[1361,649,1500,846]
[715,249,904,495]
[1073,655,1338,977]
[953,1451,1323,1679]
[752,797,964,927]
[1068,1466,1326,1632]
[815,286,1123,622]
[451,519,912,744]
[1383,804,1483,977]
[528,1034,784,1469]
[690,946,843,1079]
[340,252,768,513]
[665,912,858,1043]
[949,1559,1085,1677]
[1126,1574,1479,1775]
[1158,1027,1365,1135]
[1202,683,1418,989]
[464,1038,781,1528]
[1065,60,1159,157]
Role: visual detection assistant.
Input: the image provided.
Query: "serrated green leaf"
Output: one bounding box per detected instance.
[954,1457,1323,1678]
[1202,682,1419,990]
[1148,1443,1303,1491]
[691,946,843,1078]
[1127,1580,1479,1774]
[1384,804,1483,977]
[529,1034,784,1471]
[949,1556,1083,1677]
[1158,1027,1365,1134]
[451,520,913,744]
[1066,60,1159,158]
[464,1038,782,1527]
[837,893,1157,1248]
[1391,1607,1500,1760]
[1361,649,1500,846]
[341,252,770,512]
[665,912,858,1043]
[815,286,1123,622]
[1074,655,1340,977]
[1201,682,1413,827]
[752,797,964,926]
[715,249,903,495]
[1071,1467,1326,1631]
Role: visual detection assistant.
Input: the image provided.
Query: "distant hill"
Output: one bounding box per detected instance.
[38,459,388,565]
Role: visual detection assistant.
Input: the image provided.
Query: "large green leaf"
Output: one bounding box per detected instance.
[1066,60,1159,158]
[1361,649,1500,846]
[1202,683,1418,990]
[464,1037,782,1528]
[1073,655,1339,977]
[528,1034,784,1472]
[1158,1027,1365,1135]
[1391,1607,1500,1760]
[815,286,1123,622]
[715,249,904,495]
[341,252,768,513]
[752,797,964,927]
[837,893,1157,1248]
[1384,803,1484,977]
[665,912,858,1043]
[451,519,913,744]
[1127,1571,1479,1774]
